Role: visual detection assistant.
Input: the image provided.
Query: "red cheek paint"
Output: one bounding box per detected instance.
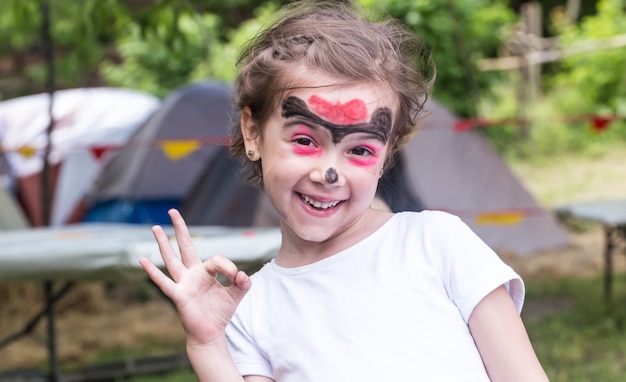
[293,145,322,157]
[349,156,380,168]
[308,95,368,125]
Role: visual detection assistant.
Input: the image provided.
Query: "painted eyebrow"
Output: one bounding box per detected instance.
[281,96,391,144]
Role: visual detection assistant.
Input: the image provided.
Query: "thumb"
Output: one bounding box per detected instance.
[228,270,252,303]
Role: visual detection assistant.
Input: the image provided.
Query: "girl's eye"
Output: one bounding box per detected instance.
[350,146,373,157]
[294,137,315,147]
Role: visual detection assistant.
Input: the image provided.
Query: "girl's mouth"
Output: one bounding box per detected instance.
[299,193,341,210]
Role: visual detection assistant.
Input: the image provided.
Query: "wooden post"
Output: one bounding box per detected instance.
[518,2,542,143]
[566,0,581,25]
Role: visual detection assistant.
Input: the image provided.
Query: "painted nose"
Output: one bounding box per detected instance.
[325,167,339,184]
[310,162,345,186]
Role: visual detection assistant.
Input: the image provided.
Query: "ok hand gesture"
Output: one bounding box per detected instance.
[139,209,252,347]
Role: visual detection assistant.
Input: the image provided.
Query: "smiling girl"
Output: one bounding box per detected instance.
[140,1,549,381]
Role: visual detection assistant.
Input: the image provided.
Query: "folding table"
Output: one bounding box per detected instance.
[556,199,626,300]
[0,223,281,381]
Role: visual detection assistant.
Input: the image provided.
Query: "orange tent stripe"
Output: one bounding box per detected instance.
[475,212,524,226]
[159,140,201,161]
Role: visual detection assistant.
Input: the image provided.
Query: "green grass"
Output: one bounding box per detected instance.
[524,274,626,381]
[124,369,197,381]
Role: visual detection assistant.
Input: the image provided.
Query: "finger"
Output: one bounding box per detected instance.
[203,254,239,279]
[152,224,186,282]
[204,255,252,301]
[168,209,202,267]
[139,257,177,299]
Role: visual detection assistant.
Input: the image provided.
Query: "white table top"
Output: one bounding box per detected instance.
[0,223,281,282]
[556,199,626,226]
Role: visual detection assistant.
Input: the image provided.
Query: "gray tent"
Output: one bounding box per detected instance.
[398,100,568,255]
[82,81,238,225]
[85,81,568,255]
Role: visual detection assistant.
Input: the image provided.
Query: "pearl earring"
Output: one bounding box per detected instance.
[247,150,255,159]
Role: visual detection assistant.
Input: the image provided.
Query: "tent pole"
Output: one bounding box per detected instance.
[40,0,59,381]
[41,0,54,226]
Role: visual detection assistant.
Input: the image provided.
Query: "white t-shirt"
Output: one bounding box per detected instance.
[226,211,524,381]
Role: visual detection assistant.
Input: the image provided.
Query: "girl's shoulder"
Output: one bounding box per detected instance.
[391,209,463,232]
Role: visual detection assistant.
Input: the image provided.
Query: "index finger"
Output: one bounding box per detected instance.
[168,208,202,267]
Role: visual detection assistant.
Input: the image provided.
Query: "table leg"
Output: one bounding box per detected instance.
[45,281,60,382]
[604,226,615,301]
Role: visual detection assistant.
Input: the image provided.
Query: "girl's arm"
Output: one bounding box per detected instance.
[468,285,549,382]
[185,339,273,382]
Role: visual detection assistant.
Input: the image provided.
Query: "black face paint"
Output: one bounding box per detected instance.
[281,96,391,144]
[325,167,338,184]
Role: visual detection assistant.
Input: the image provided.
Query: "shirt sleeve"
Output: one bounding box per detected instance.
[432,212,525,323]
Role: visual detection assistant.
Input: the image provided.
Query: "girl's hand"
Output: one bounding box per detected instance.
[139,208,252,346]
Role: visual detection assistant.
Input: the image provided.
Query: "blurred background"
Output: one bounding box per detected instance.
[1,0,626,381]
[2,0,624,158]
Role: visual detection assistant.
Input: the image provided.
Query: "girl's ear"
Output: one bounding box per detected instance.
[240,106,261,160]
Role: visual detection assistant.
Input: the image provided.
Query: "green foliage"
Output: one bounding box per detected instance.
[549,0,626,115]
[101,12,222,97]
[0,0,278,99]
[100,2,278,95]
[478,0,626,159]
[1,0,516,116]
[360,0,516,117]
[126,368,196,382]
[189,2,279,84]
[4,0,625,160]
[0,0,131,97]
[511,0,626,157]
[0,0,41,51]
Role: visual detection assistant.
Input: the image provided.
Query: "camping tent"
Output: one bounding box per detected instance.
[0,87,160,226]
[398,100,568,255]
[82,81,238,224]
[83,81,568,255]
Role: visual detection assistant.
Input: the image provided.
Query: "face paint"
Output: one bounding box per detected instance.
[308,95,368,125]
[349,152,380,168]
[291,126,322,157]
[325,167,338,183]
[282,96,391,144]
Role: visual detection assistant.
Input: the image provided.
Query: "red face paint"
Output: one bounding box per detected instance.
[291,126,322,157]
[348,143,382,168]
[308,95,368,125]
[349,156,380,167]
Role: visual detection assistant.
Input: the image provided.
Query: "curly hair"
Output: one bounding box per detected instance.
[230,0,435,188]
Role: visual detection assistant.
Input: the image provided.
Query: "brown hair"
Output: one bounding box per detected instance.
[230,0,435,188]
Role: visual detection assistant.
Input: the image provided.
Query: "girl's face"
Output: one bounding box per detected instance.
[241,76,395,245]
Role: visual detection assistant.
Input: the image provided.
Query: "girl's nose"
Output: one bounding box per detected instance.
[325,167,338,184]
[309,162,345,186]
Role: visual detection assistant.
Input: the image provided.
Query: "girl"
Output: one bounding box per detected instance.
[140,1,549,381]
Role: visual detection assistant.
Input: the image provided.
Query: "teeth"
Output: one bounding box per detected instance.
[301,194,340,209]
